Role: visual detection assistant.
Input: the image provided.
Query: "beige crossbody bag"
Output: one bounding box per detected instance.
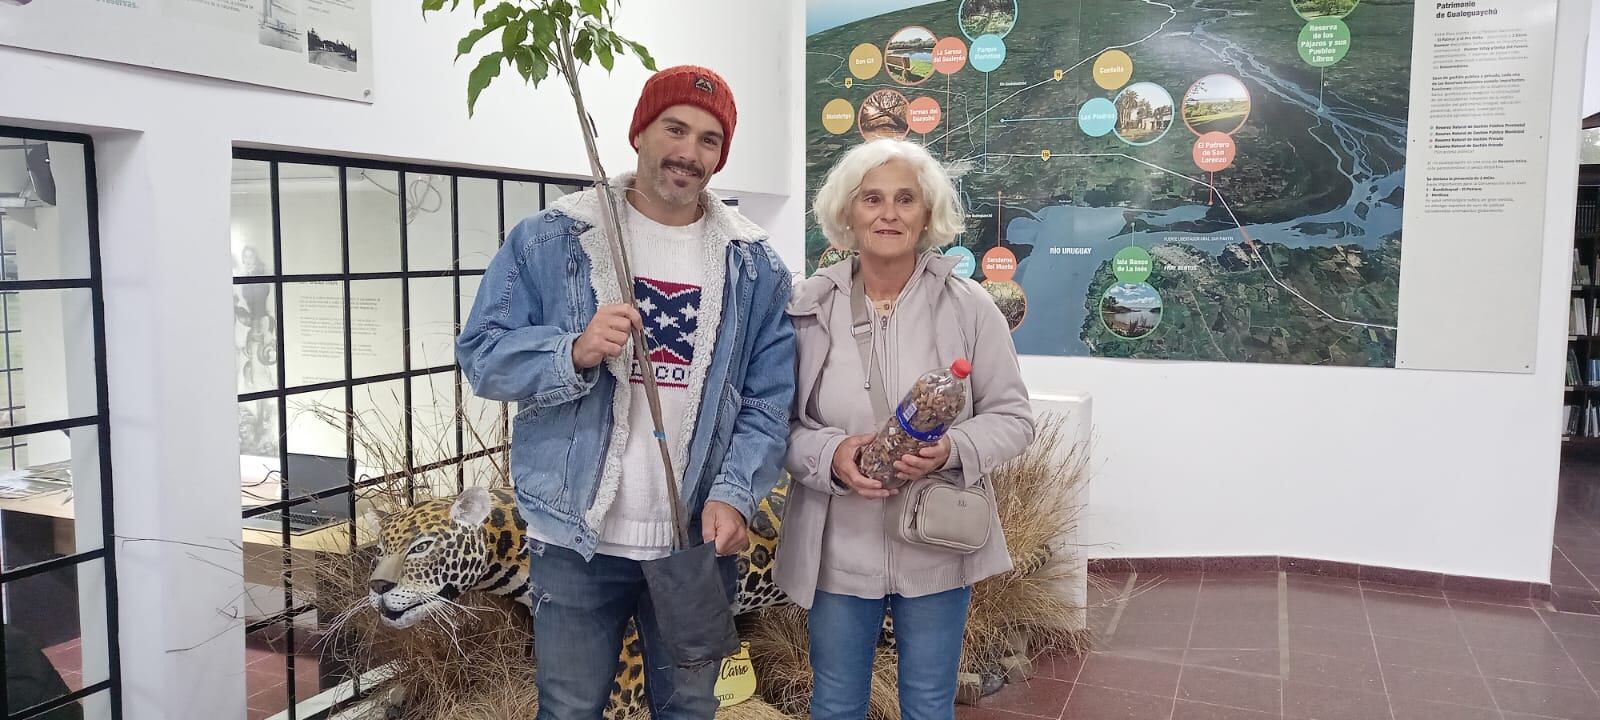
[849,263,991,554]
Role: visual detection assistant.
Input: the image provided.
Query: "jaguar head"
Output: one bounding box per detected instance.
[365,487,494,629]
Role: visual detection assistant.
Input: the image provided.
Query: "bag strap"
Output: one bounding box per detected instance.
[850,260,892,422]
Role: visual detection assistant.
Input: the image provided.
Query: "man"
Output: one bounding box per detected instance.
[455,65,796,719]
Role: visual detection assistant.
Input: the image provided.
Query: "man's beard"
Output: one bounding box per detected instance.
[649,157,705,207]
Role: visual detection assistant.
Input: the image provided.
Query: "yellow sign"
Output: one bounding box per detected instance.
[1093,50,1133,90]
[1041,149,1052,160]
[1053,69,1064,81]
[822,98,855,135]
[849,43,883,80]
[714,643,756,707]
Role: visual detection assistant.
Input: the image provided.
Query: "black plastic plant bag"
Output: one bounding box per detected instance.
[639,541,740,669]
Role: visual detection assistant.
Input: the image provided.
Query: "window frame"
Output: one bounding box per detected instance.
[0,125,124,720]
[231,147,579,719]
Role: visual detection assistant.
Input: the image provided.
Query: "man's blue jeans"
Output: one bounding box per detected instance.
[528,540,738,720]
[808,587,972,720]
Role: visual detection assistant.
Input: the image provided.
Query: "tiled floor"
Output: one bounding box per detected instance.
[246,642,322,720]
[961,571,1600,720]
[40,638,82,692]
[58,568,1596,719]
[957,461,1600,720]
[1554,455,1600,615]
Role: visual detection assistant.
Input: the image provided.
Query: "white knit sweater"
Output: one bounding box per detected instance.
[595,202,709,560]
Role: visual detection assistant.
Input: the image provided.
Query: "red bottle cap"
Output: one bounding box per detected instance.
[950,358,971,379]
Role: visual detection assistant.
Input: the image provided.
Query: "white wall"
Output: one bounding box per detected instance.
[774,2,1593,587]
[1587,0,1600,120]
[0,3,797,719]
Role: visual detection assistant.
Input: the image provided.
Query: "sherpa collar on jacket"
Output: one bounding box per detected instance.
[546,171,770,247]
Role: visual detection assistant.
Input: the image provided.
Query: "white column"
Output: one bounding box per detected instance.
[1030,393,1092,632]
[95,128,248,720]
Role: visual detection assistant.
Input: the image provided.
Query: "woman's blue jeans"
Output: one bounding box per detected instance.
[808,587,972,720]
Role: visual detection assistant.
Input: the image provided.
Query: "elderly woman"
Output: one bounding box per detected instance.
[776,138,1035,719]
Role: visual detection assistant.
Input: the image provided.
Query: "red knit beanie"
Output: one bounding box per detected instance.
[628,65,738,173]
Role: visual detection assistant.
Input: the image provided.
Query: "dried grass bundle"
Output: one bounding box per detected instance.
[962,411,1093,670]
[291,390,1093,719]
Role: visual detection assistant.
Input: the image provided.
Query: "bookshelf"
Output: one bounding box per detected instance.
[1565,166,1600,441]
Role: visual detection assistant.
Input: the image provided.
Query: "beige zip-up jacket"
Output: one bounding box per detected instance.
[774,250,1036,609]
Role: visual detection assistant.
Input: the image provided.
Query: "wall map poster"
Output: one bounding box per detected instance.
[0,0,373,103]
[805,0,1559,371]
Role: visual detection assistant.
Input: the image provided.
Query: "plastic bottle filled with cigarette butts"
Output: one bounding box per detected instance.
[858,358,970,489]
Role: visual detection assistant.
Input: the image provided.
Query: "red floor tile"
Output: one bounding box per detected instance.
[1388,696,1501,720]
[1287,624,1378,661]
[1282,681,1391,720]
[981,676,1074,719]
[1060,683,1173,720]
[1175,665,1280,715]
[1373,635,1480,675]
[1183,648,1279,676]
[1073,653,1182,698]
[1486,677,1600,719]
[957,708,1044,720]
[1171,700,1275,720]
[1282,650,1383,692]
[1379,663,1495,709]
[1471,645,1591,689]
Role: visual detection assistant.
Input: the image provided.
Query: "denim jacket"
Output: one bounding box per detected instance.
[455,174,797,560]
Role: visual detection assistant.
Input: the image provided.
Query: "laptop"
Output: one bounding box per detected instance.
[241,453,353,535]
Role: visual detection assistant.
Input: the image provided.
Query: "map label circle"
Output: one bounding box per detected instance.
[822,98,855,135]
[1193,132,1236,172]
[970,34,1006,73]
[1297,17,1351,67]
[1079,97,1117,137]
[907,96,942,133]
[933,36,968,74]
[1093,49,1133,90]
[1113,246,1154,284]
[983,246,1017,281]
[850,43,884,79]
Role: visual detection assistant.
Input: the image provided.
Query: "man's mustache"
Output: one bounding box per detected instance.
[661,158,704,178]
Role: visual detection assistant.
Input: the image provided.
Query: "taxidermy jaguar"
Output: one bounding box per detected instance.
[364,481,795,719]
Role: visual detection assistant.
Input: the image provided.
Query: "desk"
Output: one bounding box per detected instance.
[0,474,381,707]
[0,480,378,554]
[0,473,380,646]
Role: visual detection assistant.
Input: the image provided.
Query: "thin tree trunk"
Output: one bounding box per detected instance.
[556,29,689,550]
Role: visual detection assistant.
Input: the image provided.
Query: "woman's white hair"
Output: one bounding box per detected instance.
[813,138,965,254]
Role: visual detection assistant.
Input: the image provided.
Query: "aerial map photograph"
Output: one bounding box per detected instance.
[806,0,1414,366]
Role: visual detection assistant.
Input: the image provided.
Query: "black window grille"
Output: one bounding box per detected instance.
[0,126,123,720]
[230,148,576,719]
